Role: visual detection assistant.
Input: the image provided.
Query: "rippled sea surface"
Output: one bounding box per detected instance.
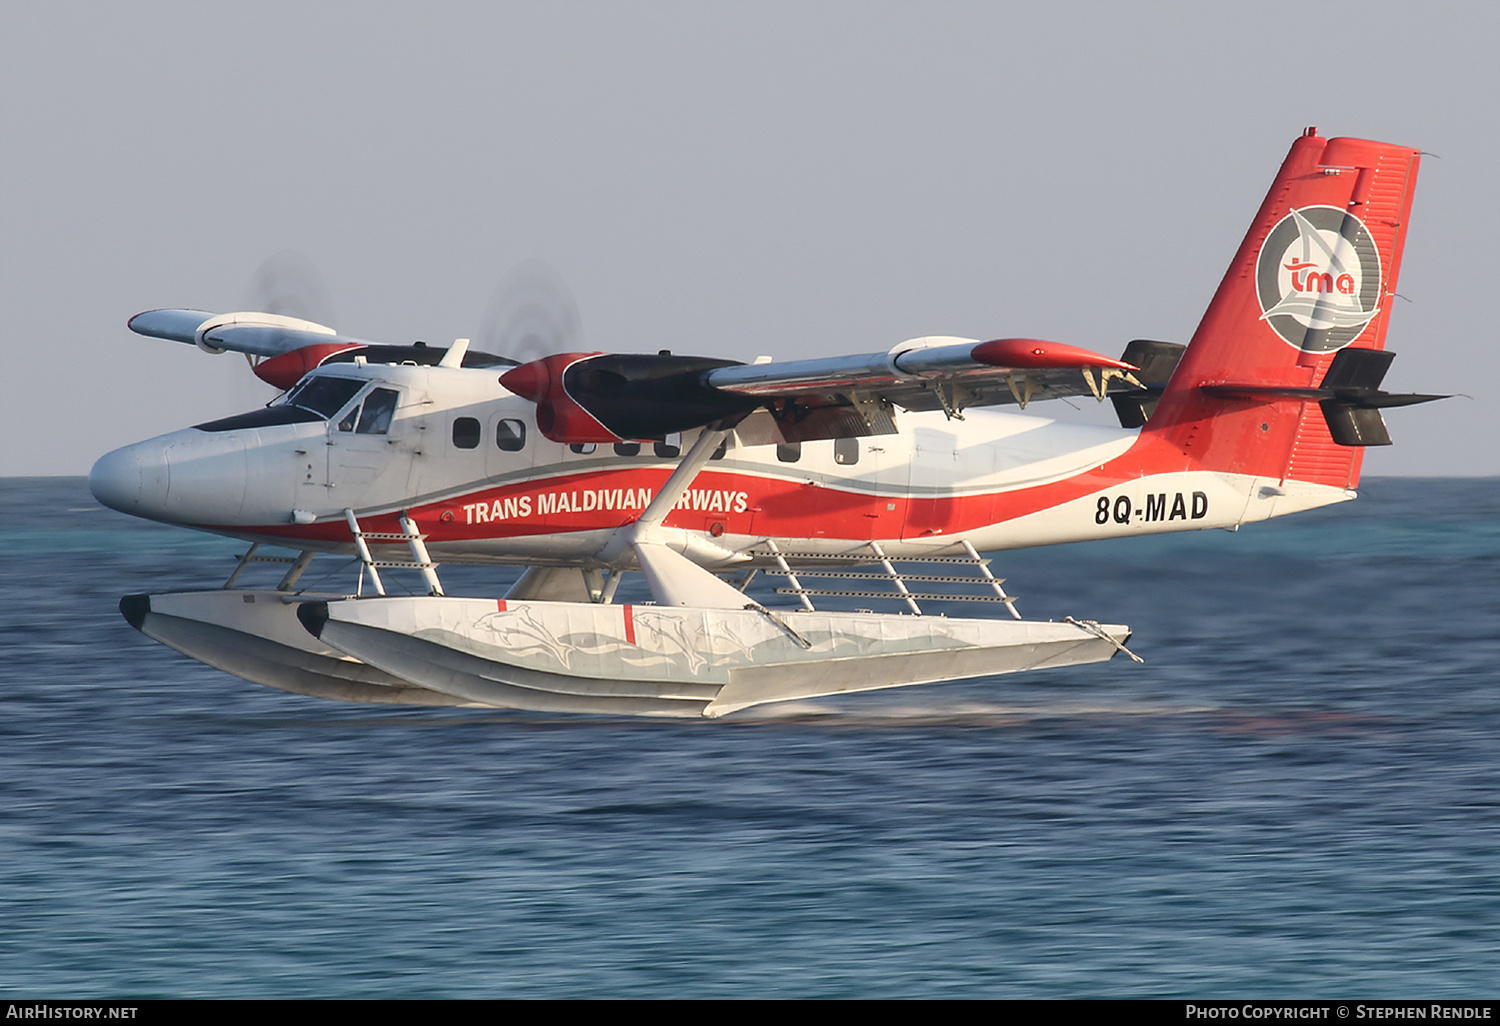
[3,477,1497,998]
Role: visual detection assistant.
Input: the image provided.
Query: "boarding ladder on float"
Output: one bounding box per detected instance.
[746,539,1021,619]
[223,545,317,592]
[222,511,444,596]
[343,509,445,597]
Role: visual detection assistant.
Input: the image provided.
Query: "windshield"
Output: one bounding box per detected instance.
[277,375,365,419]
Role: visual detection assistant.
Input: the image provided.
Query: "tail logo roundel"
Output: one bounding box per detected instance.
[1256,205,1382,353]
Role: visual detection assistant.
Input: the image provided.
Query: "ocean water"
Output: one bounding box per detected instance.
[2,476,1496,998]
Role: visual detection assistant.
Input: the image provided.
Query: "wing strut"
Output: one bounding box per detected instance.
[595,425,739,567]
[592,424,755,609]
[627,427,735,535]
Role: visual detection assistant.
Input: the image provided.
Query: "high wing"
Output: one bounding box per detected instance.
[499,336,1183,445]
[134,308,1183,440]
[703,336,1148,441]
[128,308,517,389]
[130,308,359,355]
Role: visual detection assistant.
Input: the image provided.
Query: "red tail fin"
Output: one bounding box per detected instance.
[1143,129,1421,488]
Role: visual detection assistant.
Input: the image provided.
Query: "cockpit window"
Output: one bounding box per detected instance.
[280,375,365,419]
[332,385,401,433]
[356,388,399,434]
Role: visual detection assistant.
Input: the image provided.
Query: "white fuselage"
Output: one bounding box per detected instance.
[90,361,1352,566]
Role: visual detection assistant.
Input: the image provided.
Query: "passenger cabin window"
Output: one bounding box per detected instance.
[570,443,597,455]
[712,439,728,460]
[453,416,481,449]
[654,433,681,459]
[614,442,641,457]
[833,437,860,466]
[496,418,526,451]
[776,441,801,463]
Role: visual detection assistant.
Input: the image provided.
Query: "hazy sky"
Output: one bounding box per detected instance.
[2,0,1495,477]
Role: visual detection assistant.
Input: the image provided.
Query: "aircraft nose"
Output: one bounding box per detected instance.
[90,442,170,519]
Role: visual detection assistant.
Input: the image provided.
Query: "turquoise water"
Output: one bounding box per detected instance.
[2,477,1497,997]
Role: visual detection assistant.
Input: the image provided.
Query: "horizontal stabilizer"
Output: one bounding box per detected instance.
[1199,349,1446,446]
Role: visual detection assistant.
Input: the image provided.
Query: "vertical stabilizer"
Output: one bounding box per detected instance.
[1142,129,1421,488]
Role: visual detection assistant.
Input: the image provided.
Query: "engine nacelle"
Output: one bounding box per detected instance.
[499,352,619,443]
[500,352,756,444]
[251,343,362,390]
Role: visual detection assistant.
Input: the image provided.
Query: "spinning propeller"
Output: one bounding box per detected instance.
[244,250,338,330]
[476,261,584,367]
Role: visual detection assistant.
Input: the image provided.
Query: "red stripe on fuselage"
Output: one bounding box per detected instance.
[195,430,1200,551]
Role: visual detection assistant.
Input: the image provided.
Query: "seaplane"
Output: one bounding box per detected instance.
[91,129,1444,717]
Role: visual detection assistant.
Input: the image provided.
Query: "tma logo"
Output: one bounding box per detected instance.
[1256,205,1382,353]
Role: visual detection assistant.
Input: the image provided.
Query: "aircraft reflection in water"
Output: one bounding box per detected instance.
[92,129,1443,717]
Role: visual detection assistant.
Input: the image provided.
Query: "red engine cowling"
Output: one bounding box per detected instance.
[252,343,362,390]
[502,351,757,443]
[499,352,621,443]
